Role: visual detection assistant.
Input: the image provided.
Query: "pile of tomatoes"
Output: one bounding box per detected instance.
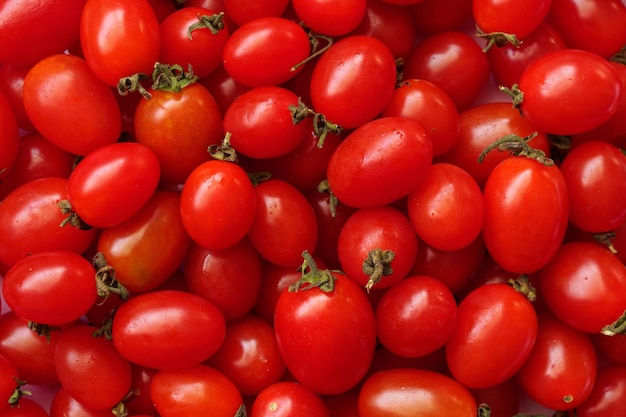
[2,0,626,416]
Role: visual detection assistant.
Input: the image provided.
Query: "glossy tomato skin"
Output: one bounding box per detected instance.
[2,251,97,325]
[49,386,116,417]
[180,160,256,250]
[22,54,122,156]
[0,353,19,410]
[310,35,397,129]
[473,0,552,39]
[274,273,377,395]
[518,49,622,135]
[358,368,477,417]
[291,0,366,36]
[576,365,626,417]
[482,157,569,274]
[80,0,161,87]
[97,190,192,294]
[112,290,226,370]
[223,0,289,26]
[445,283,538,389]
[327,117,433,208]
[250,381,331,417]
[0,398,49,417]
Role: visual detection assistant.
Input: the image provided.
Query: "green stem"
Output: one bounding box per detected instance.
[602,309,626,336]
[289,251,336,293]
[291,32,334,72]
[151,62,198,92]
[188,12,225,38]
[317,179,338,218]
[477,132,554,166]
[508,275,536,302]
[208,132,238,162]
[362,249,395,292]
[288,97,342,148]
[117,73,152,99]
[476,25,522,53]
[93,252,129,304]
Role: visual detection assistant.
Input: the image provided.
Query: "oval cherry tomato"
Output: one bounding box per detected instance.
[0,398,49,417]
[291,0,367,36]
[0,353,19,411]
[49,386,116,417]
[250,381,331,417]
[473,0,552,40]
[0,63,37,132]
[576,365,626,417]
[223,0,289,26]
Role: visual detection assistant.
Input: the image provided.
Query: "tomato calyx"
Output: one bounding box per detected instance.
[151,62,198,92]
[289,251,336,293]
[58,199,93,230]
[234,404,247,417]
[317,179,338,217]
[8,377,32,407]
[476,25,522,53]
[499,83,525,109]
[117,73,152,99]
[289,97,342,148]
[247,171,272,186]
[187,12,226,39]
[362,249,395,292]
[508,275,537,302]
[93,252,129,304]
[477,132,554,166]
[611,44,626,65]
[601,309,626,336]
[478,403,492,417]
[208,132,238,162]
[27,321,61,343]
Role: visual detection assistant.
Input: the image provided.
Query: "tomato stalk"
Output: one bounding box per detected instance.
[289,97,342,148]
[187,12,225,38]
[289,250,336,293]
[592,231,618,254]
[477,132,554,166]
[8,377,31,407]
[611,44,626,65]
[601,309,626,336]
[151,62,198,92]
[499,83,525,108]
[508,275,537,302]
[477,403,491,417]
[208,132,238,162]
[291,30,334,72]
[93,252,129,304]
[362,249,395,292]
[27,321,61,343]
[58,200,93,230]
[317,179,338,218]
[476,25,522,52]
[117,73,152,99]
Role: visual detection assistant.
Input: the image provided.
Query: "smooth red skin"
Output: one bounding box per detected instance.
[23,54,122,156]
[0,92,20,181]
[180,160,256,250]
[560,141,626,232]
[337,205,418,290]
[446,283,538,389]
[327,117,433,209]
[0,177,97,267]
[539,242,626,334]
[124,365,159,416]
[358,368,477,417]
[222,86,306,159]
[0,354,18,410]
[134,82,223,184]
[519,49,622,136]
[486,21,567,89]
[577,366,626,417]
[292,0,366,36]
[0,64,36,132]
[224,0,289,26]
[0,398,49,417]
[159,7,230,79]
[0,0,86,66]
[376,275,457,358]
[55,325,132,410]
[80,0,160,87]
[516,313,597,410]
[251,381,331,417]
[112,290,226,370]
[0,133,74,200]
[382,79,460,157]
[482,157,569,274]
[407,163,484,251]
[150,365,243,417]
[469,379,520,417]
[198,64,251,114]
[310,35,396,129]
[473,0,552,39]
[97,190,192,294]
[206,314,286,396]
[49,386,115,417]
[436,101,551,188]
[223,17,310,87]
[183,239,263,320]
[247,179,318,268]
[410,0,472,34]
[2,251,97,325]
[0,311,60,385]
[404,31,490,111]
[274,273,377,395]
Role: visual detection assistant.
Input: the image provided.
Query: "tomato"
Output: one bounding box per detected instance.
[0,0,86,66]
[179,160,256,250]
[326,117,433,208]
[407,163,484,251]
[337,205,418,291]
[0,353,19,410]
[446,283,538,389]
[123,364,159,416]
[22,54,122,156]
[80,0,161,87]
[473,0,552,40]
[375,275,457,358]
[247,179,318,267]
[310,35,396,129]
[593,332,626,366]
[411,0,473,35]
[358,368,477,417]
[111,290,226,369]
[576,365,626,417]
[223,0,290,26]
[250,381,331,417]
[516,49,623,135]
[516,312,597,410]
[134,81,223,184]
[0,64,36,132]
[159,7,230,79]
[469,379,520,417]
[274,266,376,395]
[97,190,192,294]
[482,155,569,274]
[0,177,97,267]
[150,365,243,417]
[0,398,49,417]
[2,251,97,325]
[49,386,116,417]
[197,64,252,114]
[222,17,311,87]
[291,0,367,36]
[539,241,626,334]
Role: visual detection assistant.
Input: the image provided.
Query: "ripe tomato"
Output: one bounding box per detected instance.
[49,386,117,417]
[469,379,520,417]
[326,117,433,208]
[0,398,49,417]
[358,368,477,417]
[22,54,122,156]
[576,365,626,417]
[197,64,251,114]
[0,63,37,132]
[310,35,396,129]
[223,0,289,26]
[80,0,161,87]
[473,0,552,40]
[445,283,538,389]
[291,0,367,36]
[250,381,331,417]
[0,353,19,410]
[410,0,473,35]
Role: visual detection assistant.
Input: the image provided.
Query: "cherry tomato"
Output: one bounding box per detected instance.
[291,0,367,36]
[576,365,626,417]
[197,64,251,114]
[411,0,473,34]
[0,398,49,417]
[593,332,626,366]
[250,381,331,417]
[0,353,19,411]
[473,0,552,40]
[49,386,116,417]
[0,64,36,132]
[223,0,289,26]
[469,379,520,417]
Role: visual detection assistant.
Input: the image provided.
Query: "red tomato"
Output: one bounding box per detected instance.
[0,353,19,410]
[577,365,626,417]
[22,54,122,156]
[80,0,161,87]
[326,117,433,208]
[410,0,473,35]
[197,64,251,114]
[0,398,49,417]
[111,290,226,369]
[445,283,538,389]
[310,35,397,129]
[223,0,289,26]
[469,379,520,417]
[2,251,97,325]
[49,386,116,417]
[593,332,626,366]
[358,368,477,417]
[473,0,552,40]
[250,381,331,417]
[0,64,35,133]
[291,0,367,36]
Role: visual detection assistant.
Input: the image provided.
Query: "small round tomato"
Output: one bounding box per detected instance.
[250,381,331,417]
[0,353,19,411]
[291,0,367,36]
[473,0,552,40]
